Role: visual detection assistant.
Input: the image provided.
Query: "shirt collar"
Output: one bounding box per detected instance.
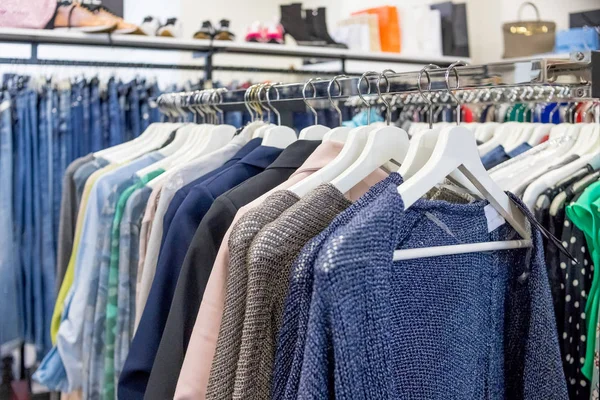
[266,140,322,170]
[238,145,284,170]
[229,137,262,162]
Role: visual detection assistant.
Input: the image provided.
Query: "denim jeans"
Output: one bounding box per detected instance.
[51,89,62,249]
[58,88,71,180]
[37,87,56,357]
[119,82,130,142]
[128,83,141,138]
[81,82,91,155]
[139,84,150,133]
[70,83,83,160]
[0,92,23,351]
[90,81,103,152]
[101,92,110,149]
[148,83,162,124]
[108,79,122,147]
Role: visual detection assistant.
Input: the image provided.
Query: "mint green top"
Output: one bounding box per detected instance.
[565,181,600,379]
[103,169,164,400]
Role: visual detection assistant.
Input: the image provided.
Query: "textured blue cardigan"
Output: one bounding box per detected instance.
[295,186,568,399]
[273,173,403,400]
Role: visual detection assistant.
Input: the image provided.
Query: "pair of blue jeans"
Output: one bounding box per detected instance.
[58,88,72,181]
[37,87,56,357]
[0,91,23,351]
[70,82,84,160]
[108,79,122,147]
[90,80,103,153]
[81,82,91,155]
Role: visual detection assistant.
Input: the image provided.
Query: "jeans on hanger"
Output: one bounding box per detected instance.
[225,111,243,128]
[37,87,56,357]
[108,79,122,147]
[27,88,51,358]
[58,88,71,181]
[81,82,91,155]
[101,92,110,149]
[13,90,34,345]
[128,82,141,139]
[119,81,131,142]
[51,89,62,246]
[139,84,151,133]
[148,83,162,123]
[0,92,23,351]
[90,80,103,152]
[71,83,83,160]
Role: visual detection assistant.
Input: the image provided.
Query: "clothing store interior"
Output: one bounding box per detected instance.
[1,0,600,399]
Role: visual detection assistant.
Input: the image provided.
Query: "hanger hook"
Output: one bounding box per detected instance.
[202,89,217,124]
[417,64,441,128]
[244,85,256,121]
[327,74,346,127]
[445,61,467,124]
[211,89,225,125]
[257,83,271,123]
[357,71,378,124]
[251,84,263,121]
[266,83,282,126]
[303,77,320,125]
[548,86,568,123]
[195,91,206,123]
[376,69,396,126]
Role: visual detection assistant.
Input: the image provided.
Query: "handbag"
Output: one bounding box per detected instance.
[502,2,556,58]
[0,0,57,29]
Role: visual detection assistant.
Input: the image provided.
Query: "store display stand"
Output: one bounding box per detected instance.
[0,27,470,83]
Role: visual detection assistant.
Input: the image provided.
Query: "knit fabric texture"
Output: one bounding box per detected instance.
[297,186,568,399]
[206,190,300,400]
[272,173,403,400]
[231,184,352,400]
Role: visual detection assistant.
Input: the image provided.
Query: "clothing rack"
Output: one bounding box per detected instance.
[0,27,468,81]
[157,51,600,113]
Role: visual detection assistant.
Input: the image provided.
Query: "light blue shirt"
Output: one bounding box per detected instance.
[33,152,163,392]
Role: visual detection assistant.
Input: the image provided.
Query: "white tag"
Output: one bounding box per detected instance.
[484,204,506,233]
[0,101,9,112]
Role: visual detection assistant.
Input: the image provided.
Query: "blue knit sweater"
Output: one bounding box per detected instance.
[272,173,403,400]
[296,186,568,399]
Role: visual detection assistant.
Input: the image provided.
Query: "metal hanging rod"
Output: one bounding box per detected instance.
[157,52,599,113]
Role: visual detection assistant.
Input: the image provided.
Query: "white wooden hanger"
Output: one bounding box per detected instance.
[291,126,373,197]
[171,90,237,169]
[395,63,531,261]
[135,90,225,178]
[96,93,186,163]
[397,65,481,197]
[298,78,330,140]
[261,83,297,149]
[331,70,410,194]
[522,124,600,209]
[290,74,381,197]
[322,75,353,143]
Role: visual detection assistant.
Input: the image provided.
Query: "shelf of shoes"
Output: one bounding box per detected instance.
[0,27,471,66]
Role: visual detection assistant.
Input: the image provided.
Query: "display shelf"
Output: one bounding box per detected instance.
[0,27,471,80]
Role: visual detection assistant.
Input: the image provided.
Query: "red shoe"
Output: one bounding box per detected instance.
[245,21,264,42]
[265,18,284,44]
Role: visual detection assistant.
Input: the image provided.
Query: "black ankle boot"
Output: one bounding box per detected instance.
[280,3,325,46]
[312,7,347,48]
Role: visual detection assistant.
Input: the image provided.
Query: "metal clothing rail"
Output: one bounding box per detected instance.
[0,27,469,81]
[158,51,600,113]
